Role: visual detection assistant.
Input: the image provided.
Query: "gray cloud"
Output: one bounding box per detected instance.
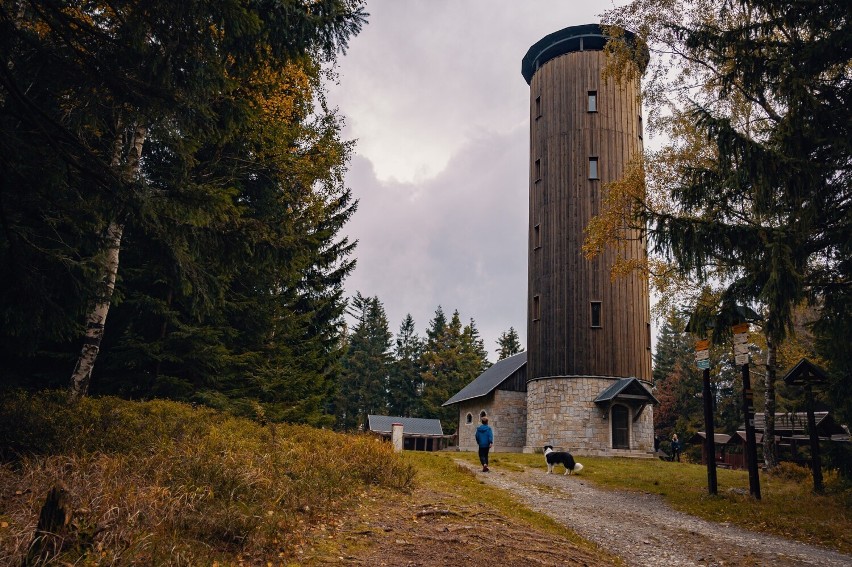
[328,1,634,357]
[343,127,528,355]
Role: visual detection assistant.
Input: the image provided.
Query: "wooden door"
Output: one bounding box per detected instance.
[612,405,629,449]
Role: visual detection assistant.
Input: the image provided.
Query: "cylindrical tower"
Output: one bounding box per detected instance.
[522,24,655,455]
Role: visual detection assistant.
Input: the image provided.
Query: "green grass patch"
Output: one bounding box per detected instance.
[481,451,852,554]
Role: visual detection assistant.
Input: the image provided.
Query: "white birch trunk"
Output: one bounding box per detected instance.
[69,122,146,402]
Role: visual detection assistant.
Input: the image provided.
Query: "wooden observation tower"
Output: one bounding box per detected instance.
[522,24,656,455]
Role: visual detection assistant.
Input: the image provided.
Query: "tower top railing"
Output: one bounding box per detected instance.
[521,23,647,85]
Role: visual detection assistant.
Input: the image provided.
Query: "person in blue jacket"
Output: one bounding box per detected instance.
[475,416,494,472]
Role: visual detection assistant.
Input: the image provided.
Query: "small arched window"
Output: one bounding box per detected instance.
[466,413,473,424]
[480,410,487,418]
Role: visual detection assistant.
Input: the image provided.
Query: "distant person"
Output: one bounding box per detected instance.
[671,433,681,462]
[475,416,494,472]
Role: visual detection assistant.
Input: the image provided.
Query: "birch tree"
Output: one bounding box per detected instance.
[0,1,366,401]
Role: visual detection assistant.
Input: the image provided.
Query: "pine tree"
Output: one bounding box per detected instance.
[420,309,491,433]
[336,294,392,430]
[461,318,492,376]
[652,313,691,385]
[603,0,852,463]
[0,0,367,400]
[496,327,524,360]
[388,314,424,417]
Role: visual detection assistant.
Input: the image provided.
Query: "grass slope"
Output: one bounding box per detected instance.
[0,391,414,565]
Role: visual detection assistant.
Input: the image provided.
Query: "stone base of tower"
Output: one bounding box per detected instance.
[524,375,655,457]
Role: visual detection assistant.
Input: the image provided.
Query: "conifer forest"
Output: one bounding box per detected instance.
[0,0,849,452]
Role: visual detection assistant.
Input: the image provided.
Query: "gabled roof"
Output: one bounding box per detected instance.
[593,377,659,406]
[783,358,829,386]
[367,415,443,436]
[742,412,846,437]
[732,431,764,444]
[442,351,527,406]
[691,432,733,445]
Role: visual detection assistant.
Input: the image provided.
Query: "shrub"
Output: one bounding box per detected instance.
[767,461,812,482]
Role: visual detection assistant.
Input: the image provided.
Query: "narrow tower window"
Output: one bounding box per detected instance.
[533,295,541,321]
[534,224,541,249]
[535,95,542,118]
[535,158,542,181]
[588,91,597,112]
[638,114,643,140]
[588,157,599,179]
[591,301,602,328]
[647,323,652,350]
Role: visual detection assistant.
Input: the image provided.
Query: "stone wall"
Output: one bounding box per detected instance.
[524,376,655,456]
[455,390,527,452]
[456,397,492,452]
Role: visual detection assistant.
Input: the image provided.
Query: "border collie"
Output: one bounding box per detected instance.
[543,445,583,475]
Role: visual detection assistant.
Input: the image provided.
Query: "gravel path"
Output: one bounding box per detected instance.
[458,461,851,567]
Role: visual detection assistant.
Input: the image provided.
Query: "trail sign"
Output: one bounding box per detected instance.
[733,333,749,344]
[734,342,750,356]
[697,359,711,370]
[735,353,750,365]
[695,349,710,361]
[732,322,749,335]
[695,339,710,351]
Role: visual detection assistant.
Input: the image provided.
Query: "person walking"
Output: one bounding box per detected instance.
[475,416,494,472]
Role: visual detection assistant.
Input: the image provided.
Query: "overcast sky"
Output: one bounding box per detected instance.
[327,1,635,359]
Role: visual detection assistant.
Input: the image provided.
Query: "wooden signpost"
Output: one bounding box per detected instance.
[694,338,717,495]
[734,322,761,499]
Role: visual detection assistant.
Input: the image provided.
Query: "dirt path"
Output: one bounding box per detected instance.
[295,482,615,566]
[462,460,852,567]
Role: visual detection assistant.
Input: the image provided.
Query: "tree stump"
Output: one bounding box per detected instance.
[23,484,72,566]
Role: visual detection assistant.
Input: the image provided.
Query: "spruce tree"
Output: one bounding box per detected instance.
[461,318,492,376]
[336,294,392,430]
[388,314,424,417]
[0,0,367,401]
[496,327,524,360]
[603,0,852,461]
[420,309,491,433]
[420,307,461,430]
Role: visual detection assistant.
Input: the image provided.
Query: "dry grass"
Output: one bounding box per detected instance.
[0,391,415,565]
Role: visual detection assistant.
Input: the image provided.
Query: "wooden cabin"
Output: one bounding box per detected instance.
[366,415,452,452]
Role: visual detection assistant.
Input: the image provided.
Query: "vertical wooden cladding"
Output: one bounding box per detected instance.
[527,50,651,382]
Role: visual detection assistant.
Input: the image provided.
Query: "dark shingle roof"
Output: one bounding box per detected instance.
[442,351,527,406]
[593,377,659,405]
[741,412,845,437]
[690,432,733,445]
[367,415,443,436]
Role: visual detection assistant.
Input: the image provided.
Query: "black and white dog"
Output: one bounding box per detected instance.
[543,445,583,475]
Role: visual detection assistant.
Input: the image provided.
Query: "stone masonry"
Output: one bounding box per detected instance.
[457,390,527,453]
[525,376,655,456]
